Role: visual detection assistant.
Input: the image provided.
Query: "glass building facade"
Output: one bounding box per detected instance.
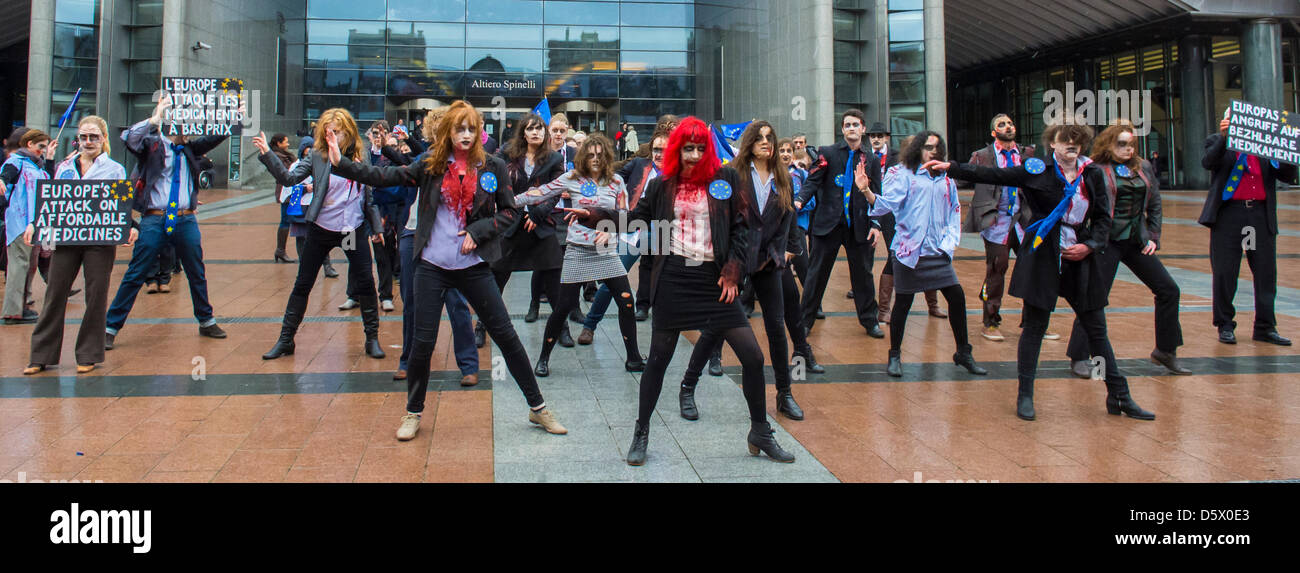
[49,0,101,139]
[294,0,697,138]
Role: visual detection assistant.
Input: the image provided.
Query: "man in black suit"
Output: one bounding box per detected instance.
[795,109,885,338]
[1200,114,1298,345]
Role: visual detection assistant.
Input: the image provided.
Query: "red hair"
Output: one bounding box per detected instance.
[662,116,720,186]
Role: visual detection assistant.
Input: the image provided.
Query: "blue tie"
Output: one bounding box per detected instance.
[1000,149,1018,216]
[166,143,185,235]
[842,150,855,225]
[1221,153,1249,201]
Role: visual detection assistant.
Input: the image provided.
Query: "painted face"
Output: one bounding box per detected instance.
[454,121,476,150]
[842,116,863,144]
[778,143,793,166]
[993,117,1017,142]
[792,136,806,151]
[76,125,105,157]
[27,139,50,157]
[1113,131,1135,162]
[867,132,889,151]
[921,135,940,163]
[751,126,774,160]
[548,122,567,149]
[651,137,668,170]
[1052,135,1083,163]
[524,122,546,146]
[328,122,348,151]
[586,145,604,172]
[680,141,704,172]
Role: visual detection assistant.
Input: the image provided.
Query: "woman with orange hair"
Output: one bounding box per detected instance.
[252,108,387,361]
[323,100,568,441]
[565,117,794,466]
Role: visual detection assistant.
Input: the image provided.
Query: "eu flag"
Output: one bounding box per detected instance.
[532,97,552,126]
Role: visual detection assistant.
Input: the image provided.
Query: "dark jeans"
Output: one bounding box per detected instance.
[891,283,969,352]
[407,260,544,413]
[1210,200,1277,334]
[544,276,639,360]
[1067,238,1182,360]
[801,223,878,332]
[639,326,768,426]
[106,214,213,334]
[30,245,115,366]
[399,232,477,375]
[684,265,809,391]
[373,227,399,301]
[1020,303,1123,397]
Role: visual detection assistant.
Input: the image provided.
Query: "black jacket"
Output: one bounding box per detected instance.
[964,142,1037,233]
[258,150,383,234]
[949,158,1112,311]
[740,168,798,272]
[1198,133,1299,235]
[330,153,517,265]
[1096,159,1162,248]
[123,119,226,214]
[795,140,881,241]
[498,148,565,240]
[579,167,750,305]
[618,157,658,209]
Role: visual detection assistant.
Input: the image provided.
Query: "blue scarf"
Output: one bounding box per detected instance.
[1023,158,1089,251]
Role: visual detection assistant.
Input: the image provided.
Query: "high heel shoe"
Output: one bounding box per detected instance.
[747,421,795,463]
[679,385,698,420]
[1106,392,1156,420]
[1016,394,1036,421]
[626,422,649,466]
[887,350,903,377]
[953,345,988,375]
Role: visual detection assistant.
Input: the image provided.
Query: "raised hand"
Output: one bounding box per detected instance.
[854,158,870,191]
[921,160,951,172]
[251,131,270,154]
[325,129,341,165]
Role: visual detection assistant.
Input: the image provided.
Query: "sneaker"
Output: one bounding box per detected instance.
[981,325,1005,342]
[577,328,595,345]
[528,408,568,434]
[1043,331,1061,341]
[199,323,227,339]
[105,332,115,350]
[381,299,395,312]
[338,298,359,311]
[395,414,421,441]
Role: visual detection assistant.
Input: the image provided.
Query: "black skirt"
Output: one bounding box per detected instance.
[652,255,750,332]
[892,254,959,294]
[492,230,564,272]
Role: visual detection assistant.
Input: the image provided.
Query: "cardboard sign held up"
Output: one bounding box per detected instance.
[161,77,244,138]
[34,180,135,246]
[1226,99,1300,166]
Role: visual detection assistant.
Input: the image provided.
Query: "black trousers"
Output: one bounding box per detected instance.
[288,224,379,334]
[1020,303,1124,397]
[1067,238,1182,360]
[372,226,399,301]
[407,260,544,413]
[790,228,810,286]
[801,222,878,331]
[1210,200,1277,334]
[684,265,809,391]
[640,327,768,425]
[542,276,640,361]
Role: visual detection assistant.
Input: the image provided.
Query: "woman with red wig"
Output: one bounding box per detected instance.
[565,117,795,465]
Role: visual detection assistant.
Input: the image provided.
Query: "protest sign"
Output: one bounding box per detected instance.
[160,77,244,137]
[34,179,134,246]
[1225,99,1300,166]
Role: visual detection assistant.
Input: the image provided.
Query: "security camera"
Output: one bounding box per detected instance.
[192,41,212,52]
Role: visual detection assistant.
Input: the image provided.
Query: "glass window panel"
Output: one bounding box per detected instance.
[889,41,924,74]
[833,11,857,40]
[303,69,387,94]
[544,26,619,48]
[888,0,923,10]
[466,49,542,72]
[51,60,98,92]
[303,95,386,120]
[55,0,99,24]
[620,2,692,27]
[619,75,694,99]
[544,1,618,26]
[307,0,383,20]
[889,74,925,104]
[546,74,619,98]
[620,51,691,74]
[468,0,543,24]
[128,60,161,92]
[130,25,162,59]
[546,49,619,73]
[132,0,163,26]
[52,24,98,59]
[888,11,923,43]
[466,24,543,49]
[307,20,388,45]
[305,44,386,69]
[620,100,694,125]
[620,27,693,52]
[388,0,466,22]
[388,22,464,48]
[388,71,464,98]
[834,40,859,70]
[464,72,544,96]
[835,72,861,103]
[389,46,466,71]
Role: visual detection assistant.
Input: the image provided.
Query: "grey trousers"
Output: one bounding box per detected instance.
[29,245,116,366]
[3,240,32,317]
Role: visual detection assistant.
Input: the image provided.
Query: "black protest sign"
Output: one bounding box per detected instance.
[161,77,244,137]
[34,180,135,246]
[1226,99,1300,166]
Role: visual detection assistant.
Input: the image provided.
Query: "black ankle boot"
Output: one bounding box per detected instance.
[359,296,385,358]
[1105,379,1155,420]
[559,327,575,348]
[625,355,645,372]
[534,356,550,377]
[953,344,988,375]
[708,352,723,376]
[794,345,826,374]
[627,422,649,465]
[776,390,804,420]
[679,385,698,420]
[263,295,305,360]
[887,349,903,377]
[1016,394,1036,421]
[747,421,795,462]
[524,299,540,323]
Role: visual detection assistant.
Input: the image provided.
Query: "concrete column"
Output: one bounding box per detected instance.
[161,0,187,77]
[26,0,56,130]
[1242,18,1283,111]
[812,0,836,144]
[1179,35,1211,190]
[923,0,946,137]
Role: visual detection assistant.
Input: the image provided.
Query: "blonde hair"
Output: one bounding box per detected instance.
[314,108,364,162]
[78,115,110,155]
[421,107,448,142]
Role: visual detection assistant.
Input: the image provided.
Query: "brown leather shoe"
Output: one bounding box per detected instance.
[460,373,479,387]
[392,369,407,380]
[577,328,594,345]
[925,290,947,318]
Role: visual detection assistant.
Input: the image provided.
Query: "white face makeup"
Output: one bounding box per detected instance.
[524,123,546,146]
[1113,132,1135,162]
[778,143,793,166]
[586,145,604,172]
[76,125,105,157]
[454,121,476,150]
[752,126,773,161]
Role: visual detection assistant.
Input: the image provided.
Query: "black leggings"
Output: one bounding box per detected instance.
[541,276,640,360]
[890,284,968,352]
[639,326,768,425]
[495,267,561,312]
[1019,303,1123,397]
[683,266,809,391]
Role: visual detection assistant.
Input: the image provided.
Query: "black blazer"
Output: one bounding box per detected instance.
[740,168,797,272]
[498,149,565,240]
[258,150,383,233]
[618,157,657,209]
[964,143,1037,233]
[122,119,226,214]
[580,167,750,305]
[330,153,517,264]
[949,158,1112,311]
[1096,159,1162,248]
[795,140,881,242]
[1198,133,1299,235]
